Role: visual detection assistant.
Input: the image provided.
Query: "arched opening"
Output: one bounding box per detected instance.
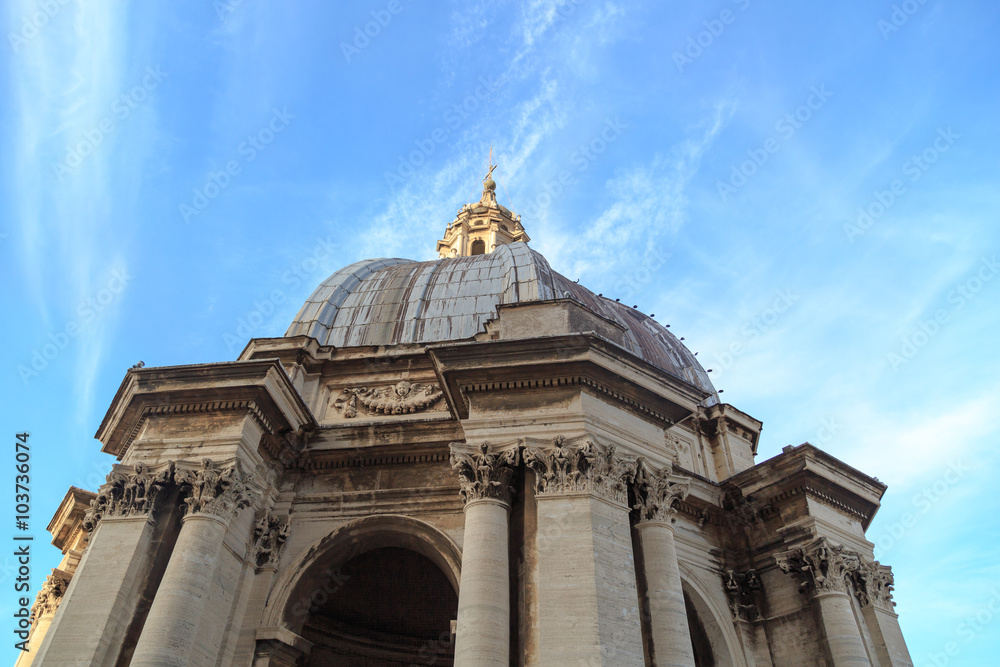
[680,579,738,667]
[269,516,462,666]
[685,591,717,667]
[302,547,457,666]
[470,239,486,255]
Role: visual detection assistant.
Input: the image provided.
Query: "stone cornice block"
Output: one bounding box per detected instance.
[726,443,887,530]
[95,359,317,458]
[704,402,763,455]
[238,335,331,370]
[46,486,96,551]
[427,333,708,424]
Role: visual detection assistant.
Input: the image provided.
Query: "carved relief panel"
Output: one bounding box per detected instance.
[325,380,447,421]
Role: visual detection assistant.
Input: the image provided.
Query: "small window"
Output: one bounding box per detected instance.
[470,239,486,255]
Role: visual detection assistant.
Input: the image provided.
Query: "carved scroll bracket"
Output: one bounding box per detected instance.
[250,509,290,569]
[724,569,764,621]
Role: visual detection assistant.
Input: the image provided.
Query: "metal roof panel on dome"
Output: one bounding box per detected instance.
[284,243,716,394]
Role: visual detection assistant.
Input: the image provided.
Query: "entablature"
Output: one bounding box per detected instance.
[95,359,317,460]
[725,443,886,531]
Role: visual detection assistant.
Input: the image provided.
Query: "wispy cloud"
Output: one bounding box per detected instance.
[8,1,156,423]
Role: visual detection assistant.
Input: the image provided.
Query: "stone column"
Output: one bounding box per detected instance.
[632,462,695,667]
[854,562,913,666]
[131,459,257,667]
[775,538,872,666]
[450,442,519,666]
[15,572,68,667]
[525,436,644,666]
[34,463,175,667]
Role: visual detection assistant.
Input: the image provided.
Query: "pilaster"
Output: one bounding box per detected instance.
[525,436,644,666]
[33,462,176,667]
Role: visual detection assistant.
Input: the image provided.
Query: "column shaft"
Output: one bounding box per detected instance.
[454,497,510,666]
[130,513,229,667]
[15,613,54,667]
[814,591,872,666]
[634,521,695,667]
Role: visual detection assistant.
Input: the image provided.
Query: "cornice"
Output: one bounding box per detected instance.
[95,359,317,459]
[428,333,707,426]
[726,444,886,530]
[46,486,96,552]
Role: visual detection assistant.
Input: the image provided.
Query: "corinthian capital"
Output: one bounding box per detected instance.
[524,436,635,505]
[83,461,176,532]
[29,571,69,624]
[774,537,863,596]
[450,442,520,505]
[632,460,690,523]
[850,560,896,611]
[176,459,258,520]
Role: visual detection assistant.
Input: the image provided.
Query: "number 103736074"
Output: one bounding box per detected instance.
[15,433,30,529]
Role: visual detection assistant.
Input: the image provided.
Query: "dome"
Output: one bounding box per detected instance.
[286,242,715,395]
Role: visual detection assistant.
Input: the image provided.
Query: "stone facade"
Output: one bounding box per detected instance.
[21,170,912,666]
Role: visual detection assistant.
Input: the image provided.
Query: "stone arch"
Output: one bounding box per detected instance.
[470,238,486,255]
[678,562,746,667]
[264,514,462,635]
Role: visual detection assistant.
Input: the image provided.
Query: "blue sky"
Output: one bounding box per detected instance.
[2,1,998,664]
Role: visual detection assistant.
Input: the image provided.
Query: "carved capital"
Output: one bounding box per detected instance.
[29,571,69,624]
[176,459,258,520]
[450,442,520,506]
[524,436,635,505]
[774,537,863,596]
[632,460,690,523]
[850,560,896,611]
[724,569,764,621]
[250,509,290,569]
[83,461,176,532]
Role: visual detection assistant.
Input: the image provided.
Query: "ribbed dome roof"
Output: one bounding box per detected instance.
[286,243,715,394]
